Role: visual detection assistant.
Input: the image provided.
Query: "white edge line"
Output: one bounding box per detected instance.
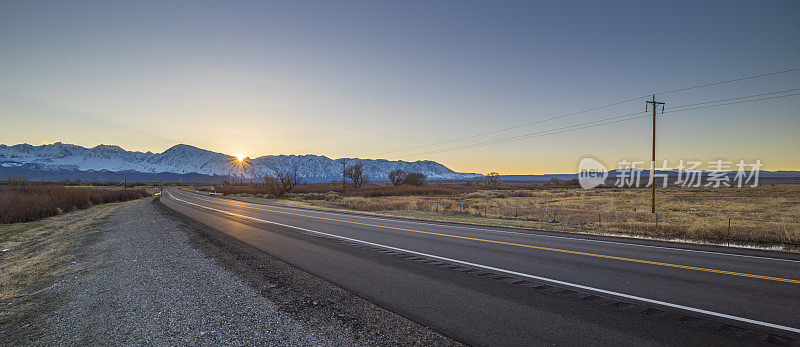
[207,192,800,264]
[167,190,800,335]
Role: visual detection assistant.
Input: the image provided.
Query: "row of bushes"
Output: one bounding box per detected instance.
[0,185,150,224]
[288,191,341,201]
[211,181,586,198]
[239,189,547,201]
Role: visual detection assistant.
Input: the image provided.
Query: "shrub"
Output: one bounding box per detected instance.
[508,190,534,197]
[301,192,328,200]
[462,191,488,199]
[388,169,406,186]
[404,173,426,186]
[264,168,303,198]
[486,172,500,185]
[461,190,508,199]
[344,163,368,188]
[0,185,149,224]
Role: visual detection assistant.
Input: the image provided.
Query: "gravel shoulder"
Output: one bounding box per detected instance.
[1,197,456,345]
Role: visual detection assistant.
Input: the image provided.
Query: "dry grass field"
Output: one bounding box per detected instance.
[0,185,150,224]
[240,185,800,248]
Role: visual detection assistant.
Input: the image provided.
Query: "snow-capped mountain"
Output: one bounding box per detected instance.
[0,142,480,182]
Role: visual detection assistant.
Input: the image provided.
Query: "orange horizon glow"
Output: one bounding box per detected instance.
[1,2,798,175]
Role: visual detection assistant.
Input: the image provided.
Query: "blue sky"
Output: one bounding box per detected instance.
[1,0,798,173]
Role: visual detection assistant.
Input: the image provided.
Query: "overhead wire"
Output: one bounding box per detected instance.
[654,67,800,96]
[367,67,800,158]
[396,90,800,157]
[367,96,644,157]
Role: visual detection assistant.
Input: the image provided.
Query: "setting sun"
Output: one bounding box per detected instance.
[2,3,800,344]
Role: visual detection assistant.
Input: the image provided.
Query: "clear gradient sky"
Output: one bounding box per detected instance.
[1,1,799,174]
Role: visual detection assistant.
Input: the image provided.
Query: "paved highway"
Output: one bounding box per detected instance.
[161,187,800,345]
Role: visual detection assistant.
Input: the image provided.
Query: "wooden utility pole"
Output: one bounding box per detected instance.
[646,94,665,213]
[341,159,347,194]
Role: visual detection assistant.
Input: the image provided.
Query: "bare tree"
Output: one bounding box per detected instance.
[486,172,500,185]
[265,167,303,198]
[344,163,368,188]
[404,172,426,186]
[388,169,406,185]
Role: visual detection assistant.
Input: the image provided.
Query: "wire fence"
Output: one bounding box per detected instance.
[410,196,799,247]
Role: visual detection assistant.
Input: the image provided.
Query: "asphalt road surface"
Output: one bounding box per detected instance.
[161,187,800,345]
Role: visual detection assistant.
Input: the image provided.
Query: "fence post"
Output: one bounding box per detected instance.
[546,206,550,231]
[598,214,601,227]
[783,227,788,245]
[655,213,659,229]
[727,217,732,246]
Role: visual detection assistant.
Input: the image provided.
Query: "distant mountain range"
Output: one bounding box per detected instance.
[0,142,480,183]
[499,169,800,183]
[2,142,797,183]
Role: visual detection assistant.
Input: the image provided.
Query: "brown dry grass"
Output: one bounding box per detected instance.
[0,200,137,321]
[0,184,150,223]
[267,186,800,248]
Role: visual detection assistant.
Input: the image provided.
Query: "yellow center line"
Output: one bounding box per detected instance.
[172,189,800,284]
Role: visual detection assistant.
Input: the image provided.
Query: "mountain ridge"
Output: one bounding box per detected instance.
[0,142,480,182]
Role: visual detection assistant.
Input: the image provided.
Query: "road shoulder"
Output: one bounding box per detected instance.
[1,197,456,345]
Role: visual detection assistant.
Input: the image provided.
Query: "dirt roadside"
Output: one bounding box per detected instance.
[0,197,457,345]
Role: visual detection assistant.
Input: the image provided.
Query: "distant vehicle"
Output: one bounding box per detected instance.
[195,190,223,197]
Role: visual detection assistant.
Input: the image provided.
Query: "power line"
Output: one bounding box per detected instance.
[406,113,649,157]
[439,112,644,150]
[422,91,800,155]
[654,67,800,96]
[368,96,643,156]
[397,90,800,157]
[665,91,800,114]
[367,67,800,158]
[665,88,800,111]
